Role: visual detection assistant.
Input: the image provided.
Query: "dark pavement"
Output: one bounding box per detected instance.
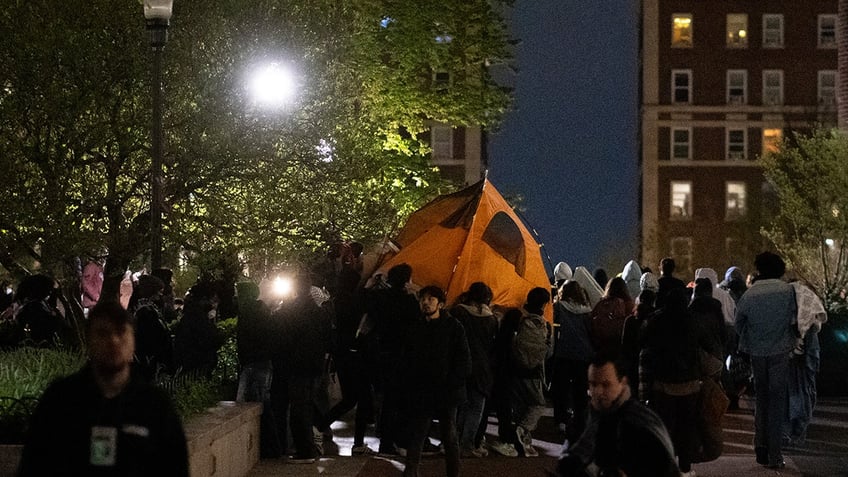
[247,396,848,477]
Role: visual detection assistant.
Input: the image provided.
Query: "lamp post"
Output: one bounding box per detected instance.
[144,0,173,270]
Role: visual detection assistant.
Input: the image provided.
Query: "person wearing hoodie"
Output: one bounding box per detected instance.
[552,280,594,445]
[693,268,737,326]
[621,260,643,303]
[553,262,573,289]
[720,266,748,304]
[573,266,603,307]
[451,282,498,458]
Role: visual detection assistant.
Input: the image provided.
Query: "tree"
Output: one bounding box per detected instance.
[0,0,514,298]
[760,128,848,309]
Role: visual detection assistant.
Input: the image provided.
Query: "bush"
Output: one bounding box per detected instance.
[818,311,848,396]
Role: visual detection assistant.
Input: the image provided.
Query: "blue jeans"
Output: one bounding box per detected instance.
[457,387,486,450]
[751,353,790,465]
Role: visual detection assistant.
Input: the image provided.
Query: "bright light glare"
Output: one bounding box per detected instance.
[272,276,293,297]
[249,63,296,107]
[826,238,835,248]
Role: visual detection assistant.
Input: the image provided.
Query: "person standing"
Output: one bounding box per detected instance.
[18,301,188,476]
[130,274,173,380]
[735,251,797,469]
[272,274,333,464]
[367,263,420,456]
[450,282,498,458]
[656,257,686,308]
[400,286,471,477]
[510,287,552,457]
[551,280,594,444]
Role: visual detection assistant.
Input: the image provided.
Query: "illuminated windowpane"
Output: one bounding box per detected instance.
[726,182,747,219]
[671,181,692,219]
[727,14,748,48]
[672,14,693,47]
[763,14,784,48]
[762,128,782,155]
[819,14,837,48]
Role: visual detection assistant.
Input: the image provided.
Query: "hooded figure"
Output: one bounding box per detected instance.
[720,266,748,303]
[694,268,737,325]
[554,262,574,287]
[640,272,659,293]
[621,260,643,302]
[573,266,603,307]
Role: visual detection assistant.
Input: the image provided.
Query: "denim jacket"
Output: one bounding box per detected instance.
[735,279,797,357]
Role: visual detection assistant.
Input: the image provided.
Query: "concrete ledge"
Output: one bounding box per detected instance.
[0,401,262,477]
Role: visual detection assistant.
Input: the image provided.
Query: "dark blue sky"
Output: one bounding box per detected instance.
[488,1,640,273]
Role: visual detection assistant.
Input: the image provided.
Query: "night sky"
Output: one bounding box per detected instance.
[488,1,641,274]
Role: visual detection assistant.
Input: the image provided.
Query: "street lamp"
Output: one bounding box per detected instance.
[144,0,173,270]
[247,62,297,108]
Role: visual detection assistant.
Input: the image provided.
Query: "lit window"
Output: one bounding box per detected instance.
[671,128,691,160]
[762,70,783,106]
[670,237,693,276]
[727,14,748,47]
[726,182,747,219]
[671,181,693,219]
[762,14,784,48]
[819,14,837,48]
[727,128,747,160]
[727,70,747,105]
[431,125,453,160]
[671,69,692,104]
[672,14,693,47]
[818,70,837,106]
[762,128,783,155]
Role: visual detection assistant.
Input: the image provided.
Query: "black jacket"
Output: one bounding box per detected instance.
[18,366,188,477]
[400,312,471,415]
[450,304,497,397]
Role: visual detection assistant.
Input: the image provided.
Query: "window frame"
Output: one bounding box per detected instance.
[818,14,837,49]
[672,13,693,48]
[725,181,748,220]
[762,69,784,106]
[762,14,784,48]
[670,181,693,220]
[726,70,748,105]
[671,127,692,160]
[671,69,692,104]
[818,70,837,106]
[726,128,747,161]
[430,124,454,160]
[726,13,749,48]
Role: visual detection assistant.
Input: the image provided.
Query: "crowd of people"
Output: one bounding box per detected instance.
[5,246,828,477]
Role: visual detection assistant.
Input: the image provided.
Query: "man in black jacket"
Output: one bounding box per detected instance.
[401,285,471,477]
[557,354,679,477]
[18,301,188,477]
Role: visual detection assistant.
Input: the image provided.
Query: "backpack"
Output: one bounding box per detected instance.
[589,297,628,354]
[512,314,548,371]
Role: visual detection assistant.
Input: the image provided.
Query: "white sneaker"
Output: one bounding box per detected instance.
[487,440,518,457]
[680,470,697,477]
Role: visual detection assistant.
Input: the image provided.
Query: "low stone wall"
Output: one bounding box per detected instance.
[0,401,262,477]
[185,401,262,477]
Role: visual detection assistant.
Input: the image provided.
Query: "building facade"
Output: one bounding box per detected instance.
[641,0,838,277]
[428,123,486,186]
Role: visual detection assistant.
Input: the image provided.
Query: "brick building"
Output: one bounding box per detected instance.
[641,0,838,277]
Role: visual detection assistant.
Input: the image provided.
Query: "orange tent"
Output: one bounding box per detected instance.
[376,179,553,321]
